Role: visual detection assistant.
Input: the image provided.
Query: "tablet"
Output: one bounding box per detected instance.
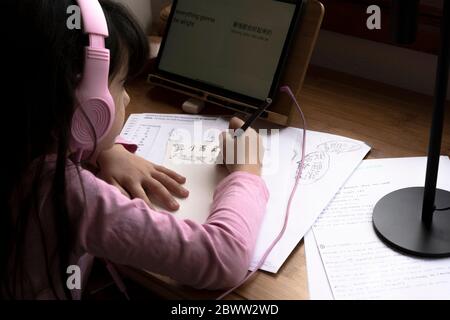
[150,0,303,110]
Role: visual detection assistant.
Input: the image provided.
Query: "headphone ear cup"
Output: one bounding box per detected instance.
[71,98,114,150]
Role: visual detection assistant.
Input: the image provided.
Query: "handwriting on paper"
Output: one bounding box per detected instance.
[167,142,221,164]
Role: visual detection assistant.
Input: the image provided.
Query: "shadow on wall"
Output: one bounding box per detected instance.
[311,30,448,99]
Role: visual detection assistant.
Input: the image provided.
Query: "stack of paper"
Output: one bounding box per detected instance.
[121,113,450,297]
[250,131,370,272]
[121,113,370,273]
[305,157,450,300]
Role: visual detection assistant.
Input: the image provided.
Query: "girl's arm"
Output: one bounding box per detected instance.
[71,168,268,290]
[96,142,189,211]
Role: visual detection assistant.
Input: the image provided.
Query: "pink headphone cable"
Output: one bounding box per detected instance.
[216,86,307,300]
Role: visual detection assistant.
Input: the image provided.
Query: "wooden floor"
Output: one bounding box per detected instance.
[87,65,450,300]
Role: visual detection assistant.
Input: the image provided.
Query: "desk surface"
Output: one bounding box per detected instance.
[118,65,450,300]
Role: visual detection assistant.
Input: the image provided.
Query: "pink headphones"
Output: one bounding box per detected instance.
[71,0,115,152]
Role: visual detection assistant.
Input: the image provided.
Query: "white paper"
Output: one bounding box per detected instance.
[304,230,334,300]
[311,157,450,300]
[121,114,230,224]
[252,131,371,272]
[160,163,229,224]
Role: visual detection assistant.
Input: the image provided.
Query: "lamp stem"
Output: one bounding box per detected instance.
[422,0,450,227]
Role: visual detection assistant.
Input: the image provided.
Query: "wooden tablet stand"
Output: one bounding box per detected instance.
[271,0,324,127]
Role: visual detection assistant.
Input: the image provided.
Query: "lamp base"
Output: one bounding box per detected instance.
[373,187,450,257]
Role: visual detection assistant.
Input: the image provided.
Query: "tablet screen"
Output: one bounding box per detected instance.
[156,0,301,103]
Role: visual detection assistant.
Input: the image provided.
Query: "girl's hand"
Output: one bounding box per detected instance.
[220,117,264,176]
[96,144,189,211]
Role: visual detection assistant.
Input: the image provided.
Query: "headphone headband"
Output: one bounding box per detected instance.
[76,0,109,37]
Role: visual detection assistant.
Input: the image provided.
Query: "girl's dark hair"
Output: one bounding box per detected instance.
[0,0,149,299]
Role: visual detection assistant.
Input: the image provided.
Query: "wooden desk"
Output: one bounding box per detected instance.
[117,65,450,300]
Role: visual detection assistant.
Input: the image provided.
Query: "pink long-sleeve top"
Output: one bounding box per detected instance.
[19,144,269,299]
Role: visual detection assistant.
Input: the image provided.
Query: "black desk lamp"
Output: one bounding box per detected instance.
[372,0,450,257]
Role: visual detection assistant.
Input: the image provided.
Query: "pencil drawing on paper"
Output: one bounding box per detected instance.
[317,141,362,154]
[168,128,186,143]
[297,140,363,185]
[298,151,331,185]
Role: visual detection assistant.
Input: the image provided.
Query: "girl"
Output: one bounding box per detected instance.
[1,0,268,299]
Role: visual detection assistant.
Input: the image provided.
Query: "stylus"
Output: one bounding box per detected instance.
[234,98,273,138]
